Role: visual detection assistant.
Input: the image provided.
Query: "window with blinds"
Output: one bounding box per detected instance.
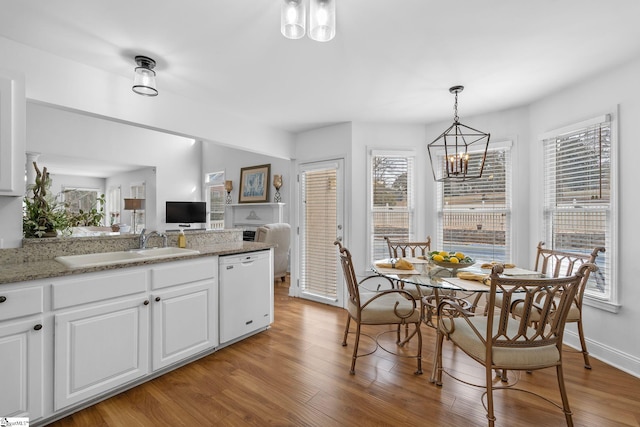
[437,145,512,262]
[205,171,225,230]
[543,117,613,300]
[369,151,415,263]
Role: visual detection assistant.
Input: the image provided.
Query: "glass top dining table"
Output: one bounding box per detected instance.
[371,257,543,326]
[371,257,543,293]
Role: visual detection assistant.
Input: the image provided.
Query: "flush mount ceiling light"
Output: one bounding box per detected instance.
[427,86,490,182]
[132,55,158,97]
[281,0,336,42]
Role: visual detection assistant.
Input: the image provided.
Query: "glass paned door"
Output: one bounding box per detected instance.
[298,159,344,307]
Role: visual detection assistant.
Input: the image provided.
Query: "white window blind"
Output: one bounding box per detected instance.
[369,151,415,263]
[543,117,612,300]
[300,166,338,300]
[437,145,512,262]
[205,172,225,229]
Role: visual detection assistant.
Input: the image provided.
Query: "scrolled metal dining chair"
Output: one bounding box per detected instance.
[335,241,423,375]
[384,236,431,259]
[431,263,596,427]
[384,236,433,324]
[503,242,604,369]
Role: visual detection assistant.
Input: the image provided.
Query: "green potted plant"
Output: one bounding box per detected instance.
[23,162,71,238]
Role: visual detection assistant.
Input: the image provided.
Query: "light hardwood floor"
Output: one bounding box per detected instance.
[48,278,640,426]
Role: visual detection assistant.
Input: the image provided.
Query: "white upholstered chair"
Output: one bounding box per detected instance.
[255,223,291,282]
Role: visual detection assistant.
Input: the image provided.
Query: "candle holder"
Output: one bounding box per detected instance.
[224,180,233,204]
[273,174,283,203]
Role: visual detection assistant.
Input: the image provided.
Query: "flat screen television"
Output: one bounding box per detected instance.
[166,201,207,226]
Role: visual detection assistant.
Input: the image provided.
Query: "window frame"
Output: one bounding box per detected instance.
[540,113,619,312]
[367,149,416,266]
[435,141,513,263]
[205,171,226,230]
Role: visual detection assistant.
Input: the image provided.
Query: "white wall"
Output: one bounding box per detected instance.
[292,64,639,375]
[202,141,291,222]
[351,123,429,274]
[48,174,106,199]
[0,36,295,159]
[528,57,640,376]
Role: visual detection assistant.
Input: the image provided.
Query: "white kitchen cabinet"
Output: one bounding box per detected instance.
[0,316,45,420]
[53,269,150,411]
[0,283,46,420]
[0,69,26,196]
[53,258,218,411]
[150,258,218,370]
[5,251,270,424]
[219,250,273,344]
[54,295,150,411]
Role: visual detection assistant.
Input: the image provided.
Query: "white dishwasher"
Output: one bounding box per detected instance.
[219,250,273,344]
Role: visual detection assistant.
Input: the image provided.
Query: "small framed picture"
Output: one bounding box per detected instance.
[239,164,271,203]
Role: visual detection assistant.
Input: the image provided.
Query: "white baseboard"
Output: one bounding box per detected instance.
[563,330,640,378]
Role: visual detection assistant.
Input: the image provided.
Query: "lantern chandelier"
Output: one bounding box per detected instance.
[281,0,336,42]
[427,85,490,182]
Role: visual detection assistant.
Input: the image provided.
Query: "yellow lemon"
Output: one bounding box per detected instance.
[449,257,459,264]
[455,252,465,259]
[433,254,444,262]
[438,251,448,257]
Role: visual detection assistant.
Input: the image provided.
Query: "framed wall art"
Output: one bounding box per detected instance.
[239,164,271,203]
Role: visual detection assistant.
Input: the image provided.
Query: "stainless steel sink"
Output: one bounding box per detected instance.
[55,247,200,269]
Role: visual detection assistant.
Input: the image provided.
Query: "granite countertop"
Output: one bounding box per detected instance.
[0,241,273,285]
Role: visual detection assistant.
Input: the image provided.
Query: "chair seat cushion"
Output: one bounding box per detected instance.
[445,316,560,369]
[349,293,421,324]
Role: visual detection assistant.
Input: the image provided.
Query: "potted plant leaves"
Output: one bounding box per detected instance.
[23,162,70,238]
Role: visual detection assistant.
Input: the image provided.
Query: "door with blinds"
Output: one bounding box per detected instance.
[298,159,344,307]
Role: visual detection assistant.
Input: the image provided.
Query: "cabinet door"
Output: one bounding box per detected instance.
[151,280,218,371]
[54,296,149,410]
[0,317,44,420]
[0,70,26,196]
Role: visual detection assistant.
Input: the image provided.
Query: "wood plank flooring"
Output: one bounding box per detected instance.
[48,278,640,426]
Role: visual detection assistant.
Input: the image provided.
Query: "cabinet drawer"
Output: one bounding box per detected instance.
[52,269,147,309]
[0,286,44,321]
[151,258,216,290]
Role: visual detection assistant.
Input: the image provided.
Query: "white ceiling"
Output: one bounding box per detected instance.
[2,1,640,135]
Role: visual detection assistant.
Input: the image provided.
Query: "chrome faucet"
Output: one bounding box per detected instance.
[139,228,168,249]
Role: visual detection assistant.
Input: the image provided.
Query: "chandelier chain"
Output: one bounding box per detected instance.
[453,92,459,123]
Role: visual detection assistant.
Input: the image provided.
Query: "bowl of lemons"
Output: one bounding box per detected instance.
[429,251,475,269]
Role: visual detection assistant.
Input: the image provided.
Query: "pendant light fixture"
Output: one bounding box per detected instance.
[281,0,306,39]
[132,55,158,97]
[427,86,490,182]
[281,0,336,42]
